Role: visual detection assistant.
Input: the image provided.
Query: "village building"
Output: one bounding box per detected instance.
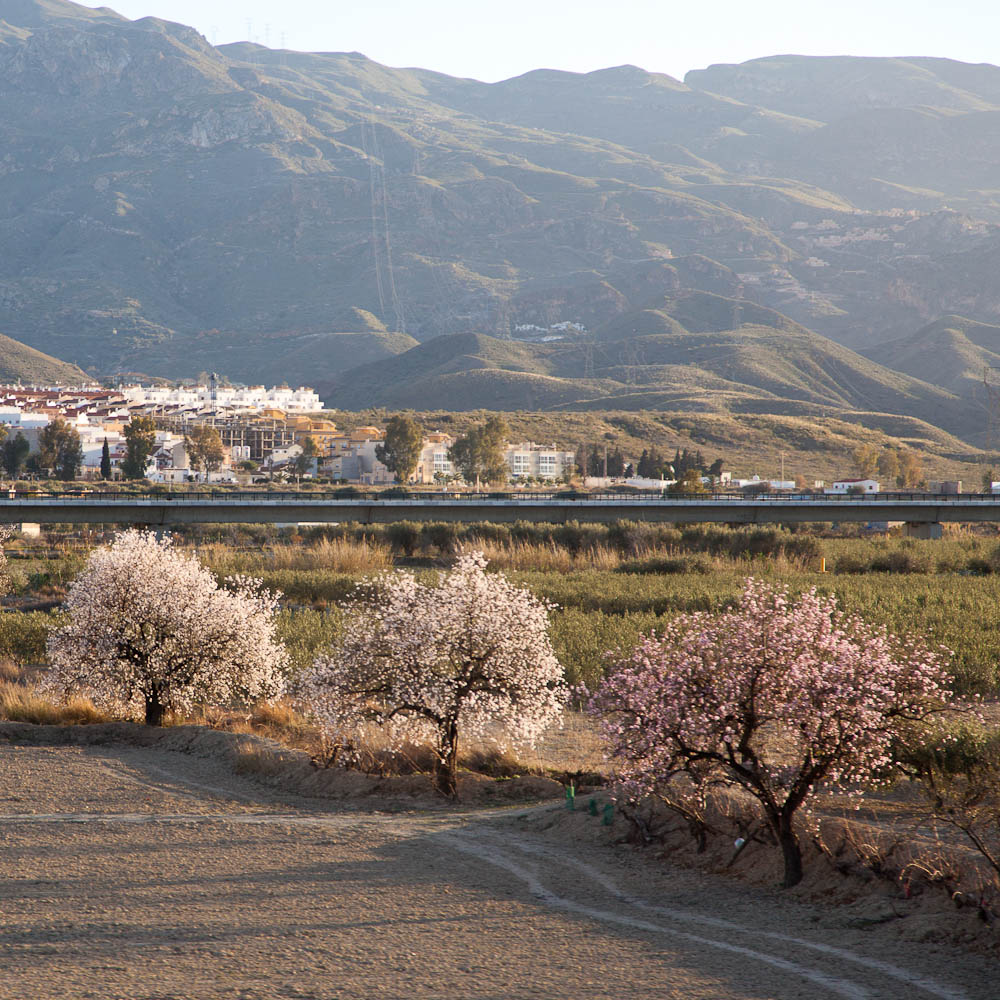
[825,478,880,494]
[504,443,576,480]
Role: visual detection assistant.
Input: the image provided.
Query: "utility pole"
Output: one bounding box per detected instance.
[780,451,785,483]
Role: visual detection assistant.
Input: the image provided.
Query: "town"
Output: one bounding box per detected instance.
[0,378,928,494]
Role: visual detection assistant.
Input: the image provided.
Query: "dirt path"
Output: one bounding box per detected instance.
[0,743,995,1000]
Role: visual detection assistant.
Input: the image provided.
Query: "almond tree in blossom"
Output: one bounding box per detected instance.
[45,530,287,725]
[298,552,567,797]
[589,578,952,888]
[0,525,10,599]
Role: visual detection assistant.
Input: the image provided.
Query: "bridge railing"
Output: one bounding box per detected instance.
[0,490,995,505]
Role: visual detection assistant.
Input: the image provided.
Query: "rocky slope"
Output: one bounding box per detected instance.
[4,1,1000,441]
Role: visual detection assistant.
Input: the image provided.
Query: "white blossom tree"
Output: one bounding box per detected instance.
[298,552,568,797]
[45,530,287,725]
[589,579,953,888]
[0,525,10,599]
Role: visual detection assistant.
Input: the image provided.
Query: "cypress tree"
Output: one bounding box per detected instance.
[100,437,112,480]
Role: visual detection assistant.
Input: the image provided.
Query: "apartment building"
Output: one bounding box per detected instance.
[415,433,455,483]
[322,426,393,485]
[504,443,576,480]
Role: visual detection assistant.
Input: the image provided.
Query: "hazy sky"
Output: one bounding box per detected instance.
[76,0,1000,82]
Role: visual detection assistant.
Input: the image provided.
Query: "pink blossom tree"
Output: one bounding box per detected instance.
[45,530,287,725]
[589,578,952,888]
[298,552,568,797]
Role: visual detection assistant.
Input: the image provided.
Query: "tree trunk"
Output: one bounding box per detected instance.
[776,815,803,889]
[144,687,166,727]
[434,721,459,798]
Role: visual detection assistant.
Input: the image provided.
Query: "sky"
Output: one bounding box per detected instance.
[75,0,1000,83]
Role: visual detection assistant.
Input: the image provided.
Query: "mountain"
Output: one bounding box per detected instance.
[5,0,1000,442]
[0,331,88,383]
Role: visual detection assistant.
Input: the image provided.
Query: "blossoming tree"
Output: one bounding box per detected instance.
[298,552,567,797]
[0,525,10,599]
[46,530,287,725]
[589,578,952,888]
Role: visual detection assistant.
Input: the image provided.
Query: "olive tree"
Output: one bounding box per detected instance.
[45,530,287,725]
[38,418,83,480]
[589,578,952,888]
[185,424,226,474]
[298,552,567,797]
[121,416,157,480]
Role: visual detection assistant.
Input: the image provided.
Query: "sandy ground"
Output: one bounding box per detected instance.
[1,734,997,1000]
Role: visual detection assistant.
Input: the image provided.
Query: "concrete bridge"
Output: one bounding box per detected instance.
[1,490,998,536]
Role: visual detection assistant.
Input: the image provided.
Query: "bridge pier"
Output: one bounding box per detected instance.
[904,522,943,540]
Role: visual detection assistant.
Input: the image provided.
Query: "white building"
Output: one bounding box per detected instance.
[826,478,880,494]
[415,433,455,483]
[320,427,393,485]
[504,443,576,480]
[119,381,324,414]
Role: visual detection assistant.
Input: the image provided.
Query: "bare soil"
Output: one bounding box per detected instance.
[1,723,998,1000]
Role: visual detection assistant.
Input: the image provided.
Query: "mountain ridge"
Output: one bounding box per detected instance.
[3,0,1000,445]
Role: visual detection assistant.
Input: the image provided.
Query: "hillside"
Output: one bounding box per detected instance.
[329,408,984,486]
[0,331,88,383]
[7,1,1000,446]
[118,327,420,387]
[863,315,1000,403]
[322,292,972,438]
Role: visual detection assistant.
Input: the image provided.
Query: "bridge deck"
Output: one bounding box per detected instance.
[0,491,995,526]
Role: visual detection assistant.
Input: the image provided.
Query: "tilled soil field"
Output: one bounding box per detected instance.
[0,728,997,1000]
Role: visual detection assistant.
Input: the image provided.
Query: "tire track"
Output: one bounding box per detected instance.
[0,745,982,1000]
[442,830,969,1000]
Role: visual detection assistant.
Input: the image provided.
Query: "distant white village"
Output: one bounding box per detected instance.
[0,377,954,493]
[0,378,583,486]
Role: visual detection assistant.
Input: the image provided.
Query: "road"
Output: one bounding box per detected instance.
[0,737,994,999]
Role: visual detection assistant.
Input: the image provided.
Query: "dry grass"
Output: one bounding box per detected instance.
[232,741,297,779]
[0,658,23,683]
[201,537,393,576]
[0,681,108,725]
[460,540,621,573]
[460,539,815,576]
[223,704,583,783]
[179,699,322,755]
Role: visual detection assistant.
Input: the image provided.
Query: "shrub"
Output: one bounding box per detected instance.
[0,611,58,666]
[869,550,933,574]
[385,521,422,557]
[421,521,459,555]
